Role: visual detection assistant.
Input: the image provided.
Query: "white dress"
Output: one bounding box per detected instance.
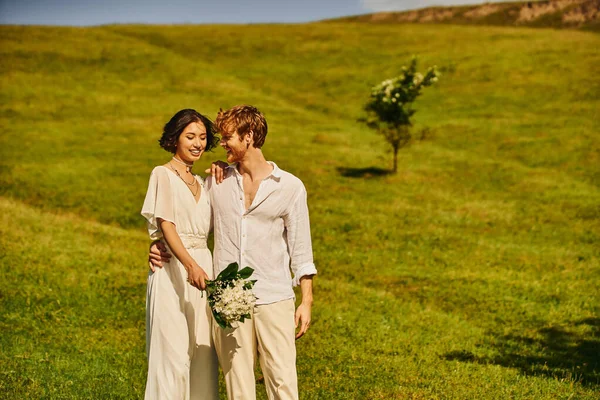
[141,166,218,400]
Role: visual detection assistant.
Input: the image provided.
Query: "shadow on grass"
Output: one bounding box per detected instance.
[444,318,600,387]
[337,167,392,178]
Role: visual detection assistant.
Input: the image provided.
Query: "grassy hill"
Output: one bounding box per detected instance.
[1,22,599,399]
[333,0,600,32]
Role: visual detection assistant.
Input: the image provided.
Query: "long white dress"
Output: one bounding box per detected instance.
[141,166,218,400]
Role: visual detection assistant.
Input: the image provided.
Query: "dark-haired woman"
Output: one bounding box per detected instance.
[141,109,220,400]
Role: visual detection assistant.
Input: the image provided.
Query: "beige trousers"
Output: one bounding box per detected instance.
[213,298,298,400]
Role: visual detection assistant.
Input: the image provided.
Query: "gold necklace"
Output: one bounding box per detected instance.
[169,162,198,192]
[188,181,199,198]
[171,156,193,173]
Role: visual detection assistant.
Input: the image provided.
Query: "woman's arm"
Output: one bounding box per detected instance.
[158,218,209,290]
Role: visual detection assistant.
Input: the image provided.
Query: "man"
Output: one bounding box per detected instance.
[150,105,316,400]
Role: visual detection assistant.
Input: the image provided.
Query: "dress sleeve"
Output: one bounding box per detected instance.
[141,167,175,240]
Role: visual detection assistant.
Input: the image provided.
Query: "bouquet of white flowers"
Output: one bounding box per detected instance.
[205,262,257,329]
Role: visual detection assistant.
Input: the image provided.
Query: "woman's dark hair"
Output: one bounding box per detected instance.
[159,109,220,153]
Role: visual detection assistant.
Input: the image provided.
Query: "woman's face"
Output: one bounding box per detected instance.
[175,121,207,163]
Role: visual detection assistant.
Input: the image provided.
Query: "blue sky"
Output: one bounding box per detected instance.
[0,0,510,25]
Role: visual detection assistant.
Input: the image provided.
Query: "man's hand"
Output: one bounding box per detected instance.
[204,160,229,184]
[187,265,209,291]
[295,275,314,339]
[148,240,171,272]
[295,301,312,339]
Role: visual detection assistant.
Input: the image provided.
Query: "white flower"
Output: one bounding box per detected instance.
[211,279,256,325]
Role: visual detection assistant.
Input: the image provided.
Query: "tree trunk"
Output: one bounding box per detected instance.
[393,146,398,173]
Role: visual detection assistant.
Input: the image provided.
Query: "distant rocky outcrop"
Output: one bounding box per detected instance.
[331,0,600,31]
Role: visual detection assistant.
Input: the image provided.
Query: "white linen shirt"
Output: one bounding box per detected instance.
[206,161,317,305]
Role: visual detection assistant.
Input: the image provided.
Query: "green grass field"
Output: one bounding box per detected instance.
[1,22,599,399]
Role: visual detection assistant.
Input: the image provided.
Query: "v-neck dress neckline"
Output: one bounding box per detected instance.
[162,165,203,205]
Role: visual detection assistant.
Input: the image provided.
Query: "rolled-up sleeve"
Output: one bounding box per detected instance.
[283,185,317,286]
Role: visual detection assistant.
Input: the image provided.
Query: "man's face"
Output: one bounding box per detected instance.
[220,129,247,163]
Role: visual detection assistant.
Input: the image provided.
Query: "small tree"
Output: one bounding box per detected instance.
[363,57,439,173]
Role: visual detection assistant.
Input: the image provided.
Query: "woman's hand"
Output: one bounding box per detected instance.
[187,265,209,290]
[205,160,229,184]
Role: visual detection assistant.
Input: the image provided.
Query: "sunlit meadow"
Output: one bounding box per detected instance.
[1,22,599,399]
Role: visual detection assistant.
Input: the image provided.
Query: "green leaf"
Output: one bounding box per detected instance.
[205,281,216,295]
[216,262,239,281]
[243,280,257,290]
[238,266,254,279]
[213,312,229,329]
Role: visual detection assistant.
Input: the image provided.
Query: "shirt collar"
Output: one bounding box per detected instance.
[268,161,282,179]
[228,161,282,181]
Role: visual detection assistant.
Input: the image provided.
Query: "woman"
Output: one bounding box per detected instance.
[141,109,220,400]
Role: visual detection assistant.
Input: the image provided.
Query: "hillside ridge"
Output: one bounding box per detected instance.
[330,0,599,31]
